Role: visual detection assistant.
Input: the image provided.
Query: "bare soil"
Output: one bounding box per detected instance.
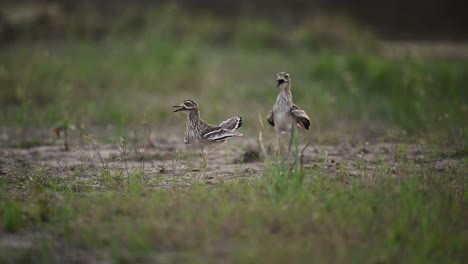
[0,131,461,187]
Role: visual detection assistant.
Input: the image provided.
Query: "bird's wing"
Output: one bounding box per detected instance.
[291,104,310,130]
[218,116,243,131]
[267,110,275,127]
[202,126,243,142]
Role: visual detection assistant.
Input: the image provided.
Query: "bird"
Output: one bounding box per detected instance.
[173,99,243,169]
[267,72,310,156]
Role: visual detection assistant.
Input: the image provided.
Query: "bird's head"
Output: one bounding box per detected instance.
[276,72,290,88]
[172,99,199,113]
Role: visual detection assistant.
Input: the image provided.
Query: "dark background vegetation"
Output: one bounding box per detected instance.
[1,0,468,42]
[78,0,468,40]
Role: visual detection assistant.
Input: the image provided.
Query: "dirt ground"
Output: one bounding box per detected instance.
[0,127,460,188]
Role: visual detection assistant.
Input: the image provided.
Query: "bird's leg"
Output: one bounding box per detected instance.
[287,124,297,159]
[276,133,282,159]
[202,148,208,176]
[288,125,302,172]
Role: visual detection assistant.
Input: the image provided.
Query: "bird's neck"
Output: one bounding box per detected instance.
[187,110,201,126]
[279,82,292,99]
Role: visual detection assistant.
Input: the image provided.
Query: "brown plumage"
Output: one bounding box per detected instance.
[267,72,310,154]
[267,104,310,130]
[267,72,310,133]
[173,99,243,169]
[173,99,243,146]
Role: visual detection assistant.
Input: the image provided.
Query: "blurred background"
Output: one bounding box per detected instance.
[1,0,467,41]
[1,0,467,146]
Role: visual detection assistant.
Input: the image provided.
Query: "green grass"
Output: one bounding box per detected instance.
[0,157,466,263]
[0,7,467,144]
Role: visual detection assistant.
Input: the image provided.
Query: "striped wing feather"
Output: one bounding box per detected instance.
[291,104,310,130]
[202,126,243,142]
[267,110,275,127]
[219,116,243,131]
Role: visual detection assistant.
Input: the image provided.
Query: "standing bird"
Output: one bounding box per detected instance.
[267,72,310,155]
[173,99,243,169]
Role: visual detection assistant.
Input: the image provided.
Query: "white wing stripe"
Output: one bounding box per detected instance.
[203,129,243,142]
[203,128,224,137]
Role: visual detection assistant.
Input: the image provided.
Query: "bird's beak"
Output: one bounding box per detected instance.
[276,78,284,87]
[172,104,185,112]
